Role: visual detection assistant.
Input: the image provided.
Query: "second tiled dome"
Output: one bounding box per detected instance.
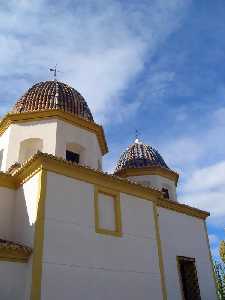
[114,139,169,174]
[12,80,94,122]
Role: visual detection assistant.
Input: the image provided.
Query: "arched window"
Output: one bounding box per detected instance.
[66,143,85,164]
[162,187,170,199]
[19,138,43,162]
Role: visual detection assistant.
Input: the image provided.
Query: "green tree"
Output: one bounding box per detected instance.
[214,240,225,299]
[220,241,225,264]
[214,261,225,299]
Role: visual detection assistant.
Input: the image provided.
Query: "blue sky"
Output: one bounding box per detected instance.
[0,0,224,258]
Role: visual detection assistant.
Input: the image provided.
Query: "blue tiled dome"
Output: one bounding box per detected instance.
[115,139,169,173]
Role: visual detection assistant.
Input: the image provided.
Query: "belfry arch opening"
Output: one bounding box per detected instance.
[66,143,85,164]
[19,138,43,163]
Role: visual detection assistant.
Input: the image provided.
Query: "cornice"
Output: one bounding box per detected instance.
[13,152,161,198]
[0,239,32,263]
[0,110,108,155]
[11,152,209,220]
[115,166,179,186]
[0,172,17,189]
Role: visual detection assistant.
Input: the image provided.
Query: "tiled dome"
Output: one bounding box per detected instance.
[115,139,169,173]
[12,80,93,122]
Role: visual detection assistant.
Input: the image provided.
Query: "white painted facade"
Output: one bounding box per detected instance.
[0,173,39,300]
[0,111,217,300]
[0,118,102,172]
[41,172,163,300]
[158,208,217,300]
[0,166,217,300]
[128,174,177,201]
[0,261,27,300]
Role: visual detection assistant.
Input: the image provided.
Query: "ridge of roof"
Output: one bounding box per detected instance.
[0,239,32,254]
[12,151,162,195]
[1,151,209,220]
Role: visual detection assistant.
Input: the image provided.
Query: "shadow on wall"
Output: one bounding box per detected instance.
[0,149,3,169]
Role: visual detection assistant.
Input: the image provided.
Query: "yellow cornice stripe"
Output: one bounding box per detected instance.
[13,153,209,220]
[0,110,108,155]
[0,243,32,263]
[115,166,179,186]
[0,172,17,189]
[156,198,209,219]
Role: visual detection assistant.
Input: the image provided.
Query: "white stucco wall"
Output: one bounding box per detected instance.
[0,187,15,240]
[98,192,116,230]
[13,172,40,246]
[5,120,58,171]
[41,171,162,300]
[0,118,102,171]
[158,207,217,300]
[55,119,102,169]
[128,175,177,201]
[0,173,40,300]
[0,261,27,300]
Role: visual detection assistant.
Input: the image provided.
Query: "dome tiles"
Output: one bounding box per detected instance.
[12,80,93,122]
[114,138,170,174]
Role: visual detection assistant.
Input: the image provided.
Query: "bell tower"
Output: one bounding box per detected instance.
[0,80,108,172]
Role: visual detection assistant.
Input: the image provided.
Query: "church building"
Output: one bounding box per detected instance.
[0,80,218,299]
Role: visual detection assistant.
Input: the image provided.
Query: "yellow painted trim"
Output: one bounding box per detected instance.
[115,166,179,186]
[203,221,220,300]
[0,110,108,155]
[0,256,28,263]
[30,169,47,300]
[0,247,31,263]
[16,165,42,188]
[156,198,209,220]
[13,153,209,220]
[0,172,17,189]
[94,186,122,237]
[153,204,167,300]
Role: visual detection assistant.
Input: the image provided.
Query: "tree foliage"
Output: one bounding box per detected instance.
[214,240,225,299]
[220,241,225,264]
[214,261,225,299]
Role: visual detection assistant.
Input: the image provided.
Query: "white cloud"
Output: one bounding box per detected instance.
[183,161,225,193]
[162,103,225,169]
[209,234,219,246]
[209,234,222,260]
[161,106,225,226]
[181,186,225,226]
[0,0,190,123]
[163,137,204,168]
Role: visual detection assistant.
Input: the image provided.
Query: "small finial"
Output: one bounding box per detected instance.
[135,129,140,143]
[49,64,59,81]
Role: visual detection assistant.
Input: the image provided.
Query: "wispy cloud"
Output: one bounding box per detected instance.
[0,0,191,123]
[160,106,225,227]
[209,234,221,260]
